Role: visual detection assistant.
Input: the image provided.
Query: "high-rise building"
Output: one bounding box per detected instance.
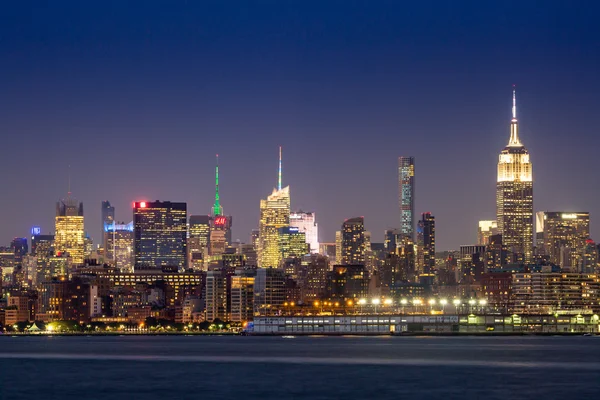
[205,267,229,321]
[537,212,590,269]
[133,201,187,271]
[478,220,498,245]
[278,227,309,260]
[303,254,329,302]
[105,221,134,272]
[11,238,28,264]
[289,211,319,254]
[416,212,435,275]
[335,231,342,264]
[258,147,290,268]
[398,156,415,240]
[54,197,85,265]
[101,201,115,252]
[230,268,256,322]
[496,87,533,263]
[188,215,211,270]
[341,217,366,265]
[253,267,286,316]
[210,155,233,255]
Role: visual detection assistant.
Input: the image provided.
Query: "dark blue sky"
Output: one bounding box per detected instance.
[1,1,599,250]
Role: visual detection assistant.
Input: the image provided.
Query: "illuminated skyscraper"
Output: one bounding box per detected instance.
[289,211,318,254]
[101,201,115,252]
[54,197,85,265]
[133,201,187,271]
[188,215,211,270]
[537,212,590,269]
[496,87,533,263]
[341,217,366,265]
[210,155,233,255]
[398,157,415,240]
[258,147,290,268]
[105,221,134,272]
[416,212,435,275]
[278,227,309,260]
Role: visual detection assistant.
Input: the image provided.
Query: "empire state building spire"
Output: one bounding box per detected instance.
[508,85,522,147]
[212,154,224,216]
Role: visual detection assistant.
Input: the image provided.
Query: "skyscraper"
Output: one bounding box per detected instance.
[105,221,134,272]
[188,215,211,270]
[278,227,309,260]
[537,212,590,269]
[496,87,533,263]
[398,157,415,240]
[341,217,366,265]
[133,201,187,271]
[54,197,85,265]
[289,211,318,253]
[210,155,233,255]
[101,201,115,252]
[416,212,435,275]
[258,147,290,268]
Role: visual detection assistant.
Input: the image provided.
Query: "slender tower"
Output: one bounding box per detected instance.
[258,147,290,267]
[212,154,224,217]
[496,86,533,263]
[398,157,415,240]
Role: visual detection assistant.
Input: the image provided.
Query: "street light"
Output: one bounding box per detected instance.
[384,298,393,305]
[440,298,448,313]
[479,299,487,306]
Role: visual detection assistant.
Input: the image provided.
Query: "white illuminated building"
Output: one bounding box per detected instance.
[289,211,319,254]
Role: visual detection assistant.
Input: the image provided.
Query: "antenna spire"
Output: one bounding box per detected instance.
[512,84,517,120]
[278,146,282,191]
[508,85,522,147]
[212,154,223,216]
[67,164,72,198]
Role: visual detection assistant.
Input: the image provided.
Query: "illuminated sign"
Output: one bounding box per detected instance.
[139,201,147,208]
[288,227,299,233]
[561,213,578,219]
[31,226,41,236]
[214,216,227,226]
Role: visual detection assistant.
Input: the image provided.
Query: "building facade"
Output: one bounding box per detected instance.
[54,198,85,265]
[105,221,134,272]
[398,156,415,240]
[341,217,366,265]
[258,187,290,268]
[537,212,590,269]
[133,201,187,271]
[289,211,319,254]
[416,212,435,276]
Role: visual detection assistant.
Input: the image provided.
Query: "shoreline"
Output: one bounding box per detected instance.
[0,331,596,337]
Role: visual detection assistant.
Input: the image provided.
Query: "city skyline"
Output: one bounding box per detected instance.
[1,2,599,250]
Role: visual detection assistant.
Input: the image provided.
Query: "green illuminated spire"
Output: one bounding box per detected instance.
[212,154,224,216]
[278,146,282,191]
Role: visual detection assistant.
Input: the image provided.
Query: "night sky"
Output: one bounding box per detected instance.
[1,1,599,250]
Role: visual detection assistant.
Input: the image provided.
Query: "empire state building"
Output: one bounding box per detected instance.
[496,87,533,263]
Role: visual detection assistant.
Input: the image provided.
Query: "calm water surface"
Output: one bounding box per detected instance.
[0,335,599,399]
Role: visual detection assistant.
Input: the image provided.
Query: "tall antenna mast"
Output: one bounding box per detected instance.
[278,146,282,191]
